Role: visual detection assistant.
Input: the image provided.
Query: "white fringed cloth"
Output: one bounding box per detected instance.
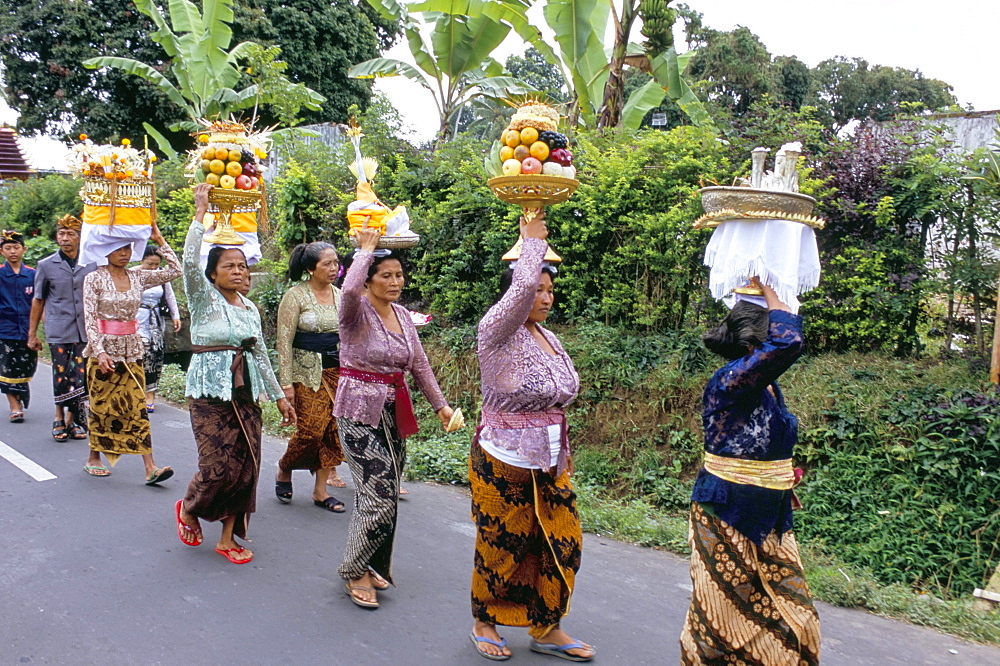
[703,219,821,314]
[79,223,150,267]
[198,232,262,269]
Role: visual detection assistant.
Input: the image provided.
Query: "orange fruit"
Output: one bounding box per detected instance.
[499,145,514,161]
[520,127,539,144]
[200,159,212,173]
[513,145,530,161]
[201,147,215,160]
[219,174,236,189]
[529,141,550,161]
[225,161,242,176]
[209,159,226,175]
[504,129,521,148]
[214,147,229,160]
[228,149,242,162]
[205,173,221,186]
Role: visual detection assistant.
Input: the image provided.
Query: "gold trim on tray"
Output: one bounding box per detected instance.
[487,175,579,208]
[204,187,263,245]
[349,234,421,250]
[692,208,826,230]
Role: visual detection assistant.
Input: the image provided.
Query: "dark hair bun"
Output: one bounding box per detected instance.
[702,300,769,360]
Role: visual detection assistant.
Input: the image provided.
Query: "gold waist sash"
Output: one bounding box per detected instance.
[703,452,795,490]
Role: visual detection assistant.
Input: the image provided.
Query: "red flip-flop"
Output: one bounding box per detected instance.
[174,499,202,547]
[215,545,253,564]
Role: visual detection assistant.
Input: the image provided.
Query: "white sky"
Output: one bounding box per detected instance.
[4,0,997,159]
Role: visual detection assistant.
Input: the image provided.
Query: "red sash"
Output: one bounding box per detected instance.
[339,367,420,438]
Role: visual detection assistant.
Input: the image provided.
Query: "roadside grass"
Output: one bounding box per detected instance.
[156,362,1000,645]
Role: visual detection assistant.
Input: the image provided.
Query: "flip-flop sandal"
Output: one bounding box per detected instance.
[344,581,378,609]
[68,423,88,440]
[470,633,511,661]
[314,496,346,513]
[529,639,594,662]
[399,486,409,498]
[84,464,111,477]
[275,477,293,503]
[174,499,203,546]
[215,545,252,564]
[369,570,390,590]
[51,420,68,441]
[145,403,155,413]
[145,466,174,486]
[326,474,347,488]
[9,411,24,423]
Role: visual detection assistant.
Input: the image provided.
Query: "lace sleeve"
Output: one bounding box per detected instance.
[340,250,373,331]
[248,307,284,401]
[183,222,212,316]
[276,285,302,387]
[478,237,547,351]
[162,282,180,320]
[405,317,447,412]
[83,271,105,357]
[717,310,805,397]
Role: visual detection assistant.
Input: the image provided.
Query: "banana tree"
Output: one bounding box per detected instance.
[83,0,324,154]
[350,0,536,144]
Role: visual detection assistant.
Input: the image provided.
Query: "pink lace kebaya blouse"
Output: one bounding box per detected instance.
[477,237,580,472]
[333,249,447,428]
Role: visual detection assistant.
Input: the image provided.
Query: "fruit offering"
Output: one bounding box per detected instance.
[187,119,269,192]
[485,102,577,180]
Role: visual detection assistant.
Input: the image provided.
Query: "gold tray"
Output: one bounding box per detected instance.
[208,187,262,207]
[349,234,421,250]
[700,186,816,217]
[487,175,579,207]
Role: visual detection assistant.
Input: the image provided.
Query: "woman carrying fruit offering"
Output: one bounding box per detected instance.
[81,218,180,483]
[468,210,593,662]
[173,183,296,564]
[679,282,820,664]
[334,223,454,609]
[274,241,347,512]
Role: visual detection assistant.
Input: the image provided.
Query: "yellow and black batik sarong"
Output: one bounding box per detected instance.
[86,359,151,465]
[469,441,582,637]
[680,502,821,665]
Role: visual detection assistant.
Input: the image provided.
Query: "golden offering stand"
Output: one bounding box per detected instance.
[205,187,261,245]
[487,174,579,223]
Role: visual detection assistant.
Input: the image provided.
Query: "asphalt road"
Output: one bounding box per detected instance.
[1,369,998,665]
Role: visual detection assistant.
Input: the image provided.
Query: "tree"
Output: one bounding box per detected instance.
[809,57,956,130]
[83,0,325,153]
[685,25,774,116]
[505,47,567,103]
[349,0,535,143]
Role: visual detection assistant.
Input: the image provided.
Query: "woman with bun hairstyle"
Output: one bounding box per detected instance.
[334,224,454,609]
[679,282,820,664]
[274,241,346,512]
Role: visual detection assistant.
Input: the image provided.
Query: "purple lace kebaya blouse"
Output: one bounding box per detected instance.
[333,249,447,428]
[477,237,580,472]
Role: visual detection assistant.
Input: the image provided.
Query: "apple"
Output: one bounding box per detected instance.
[235,174,252,190]
[549,148,573,166]
[521,157,542,174]
[242,163,257,177]
[502,158,522,176]
[250,176,259,190]
[219,174,236,189]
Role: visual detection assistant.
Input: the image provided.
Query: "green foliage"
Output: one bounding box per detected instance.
[155,187,195,251]
[0,175,83,239]
[23,237,59,266]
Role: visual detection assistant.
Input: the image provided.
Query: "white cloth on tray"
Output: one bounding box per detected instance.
[198,232,261,268]
[703,218,820,314]
[79,222,151,266]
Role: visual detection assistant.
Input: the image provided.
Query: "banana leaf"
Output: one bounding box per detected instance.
[348,58,431,90]
[83,57,189,110]
[542,0,610,125]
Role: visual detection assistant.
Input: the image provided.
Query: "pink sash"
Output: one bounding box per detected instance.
[98,319,139,335]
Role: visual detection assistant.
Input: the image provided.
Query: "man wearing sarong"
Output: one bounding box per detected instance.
[0,230,37,423]
[680,282,821,665]
[28,215,96,441]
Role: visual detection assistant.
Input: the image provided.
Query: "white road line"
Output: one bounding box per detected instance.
[0,440,57,481]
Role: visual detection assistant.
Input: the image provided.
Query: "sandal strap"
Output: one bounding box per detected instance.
[472,635,507,648]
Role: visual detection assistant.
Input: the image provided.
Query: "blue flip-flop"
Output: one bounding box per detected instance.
[470,632,510,661]
[529,638,594,662]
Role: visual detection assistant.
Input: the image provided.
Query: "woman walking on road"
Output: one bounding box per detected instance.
[468,211,593,662]
[136,245,182,413]
[334,224,454,609]
[679,282,820,664]
[174,184,295,565]
[81,220,180,483]
[274,241,346,512]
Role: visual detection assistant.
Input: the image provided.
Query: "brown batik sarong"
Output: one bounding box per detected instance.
[183,385,262,540]
[278,368,343,471]
[86,359,151,465]
[469,440,583,636]
[680,502,821,665]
